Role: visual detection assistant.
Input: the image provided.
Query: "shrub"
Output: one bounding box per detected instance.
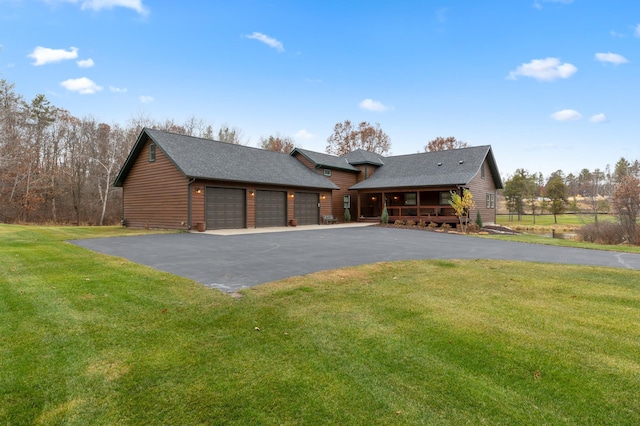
[476,211,483,228]
[428,222,438,228]
[467,223,480,233]
[394,220,405,226]
[344,208,351,223]
[381,204,389,224]
[441,223,451,230]
[577,222,626,245]
[406,220,416,227]
[417,220,427,228]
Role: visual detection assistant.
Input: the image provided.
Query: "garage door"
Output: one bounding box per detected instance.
[294,192,319,225]
[205,187,246,230]
[256,190,287,227]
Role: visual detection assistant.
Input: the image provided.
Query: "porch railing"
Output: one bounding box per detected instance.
[386,205,458,223]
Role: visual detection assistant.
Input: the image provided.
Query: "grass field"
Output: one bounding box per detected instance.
[2,224,640,424]
[496,213,616,230]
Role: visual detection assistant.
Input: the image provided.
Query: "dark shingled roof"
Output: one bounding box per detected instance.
[349,145,503,190]
[342,149,385,166]
[292,148,359,172]
[114,128,338,190]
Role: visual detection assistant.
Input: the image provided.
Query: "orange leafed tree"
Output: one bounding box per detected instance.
[424,136,468,152]
[326,120,391,156]
[260,135,296,153]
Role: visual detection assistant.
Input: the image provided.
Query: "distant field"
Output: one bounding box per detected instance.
[496,213,616,229]
[2,224,639,424]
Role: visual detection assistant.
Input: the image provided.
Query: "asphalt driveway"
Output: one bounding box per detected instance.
[71,226,640,292]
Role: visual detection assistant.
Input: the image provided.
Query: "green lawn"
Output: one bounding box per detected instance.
[2,225,639,424]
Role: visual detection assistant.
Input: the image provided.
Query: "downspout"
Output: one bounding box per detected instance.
[187,178,196,230]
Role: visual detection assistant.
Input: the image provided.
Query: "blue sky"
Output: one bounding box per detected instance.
[1,0,639,178]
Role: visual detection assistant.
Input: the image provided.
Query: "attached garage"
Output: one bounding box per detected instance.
[206,187,246,230]
[294,192,319,225]
[255,190,287,227]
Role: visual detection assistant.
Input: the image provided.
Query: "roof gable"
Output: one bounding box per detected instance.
[291,148,359,172]
[114,128,338,190]
[341,149,385,166]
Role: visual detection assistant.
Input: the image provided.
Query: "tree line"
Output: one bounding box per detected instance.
[2,75,637,238]
[0,79,394,226]
[502,161,640,244]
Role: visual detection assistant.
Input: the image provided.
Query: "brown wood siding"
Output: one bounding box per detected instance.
[326,169,358,221]
[122,139,189,229]
[191,180,331,228]
[355,164,379,183]
[467,159,498,225]
[292,152,317,172]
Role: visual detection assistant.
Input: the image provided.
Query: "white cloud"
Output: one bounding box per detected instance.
[60,77,103,94]
[550,109,582,121]
[595,52,628,65]
[635,24,640,38]
[610,30,625,38]
[359,98,389,112]
[52,0,149,15]
[139,95,153,103]
[244,32,284,52]
[534,0,573,9]
[508,57,577,81]
[76,58,94,68]
[109,86,127,93]
[590,113,607,123]
[294,129,314,140]
[29,46,78,66]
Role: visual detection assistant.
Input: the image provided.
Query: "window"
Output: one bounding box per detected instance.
[486,193,495,209]
[439,191,452,205]
[404,192,417,206]
[148,143,156,163]
[323,168,332,176]
[481,164,485,179]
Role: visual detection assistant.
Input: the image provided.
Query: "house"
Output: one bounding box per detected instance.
[114,128,503,230]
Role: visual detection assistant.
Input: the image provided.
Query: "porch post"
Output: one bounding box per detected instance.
[356,192,361,221]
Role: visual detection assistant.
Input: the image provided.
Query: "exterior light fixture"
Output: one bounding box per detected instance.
[321,195,326,200]
[249,190,255,196]
[194,187,202,194]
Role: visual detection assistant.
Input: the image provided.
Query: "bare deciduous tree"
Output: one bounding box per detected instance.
[612,175,640,245]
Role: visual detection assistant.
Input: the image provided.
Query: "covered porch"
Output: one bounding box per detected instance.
[355,188,462,225]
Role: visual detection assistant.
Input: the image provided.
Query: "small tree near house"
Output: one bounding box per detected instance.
[381,202,389,224]
[449,189,475,233]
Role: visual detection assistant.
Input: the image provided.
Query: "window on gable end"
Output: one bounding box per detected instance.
[323,169,332,176]
[148,143,156,163]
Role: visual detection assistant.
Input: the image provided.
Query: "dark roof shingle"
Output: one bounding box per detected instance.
[349,145,502,190]
[114,128,338,190]
[292,148,359,172]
